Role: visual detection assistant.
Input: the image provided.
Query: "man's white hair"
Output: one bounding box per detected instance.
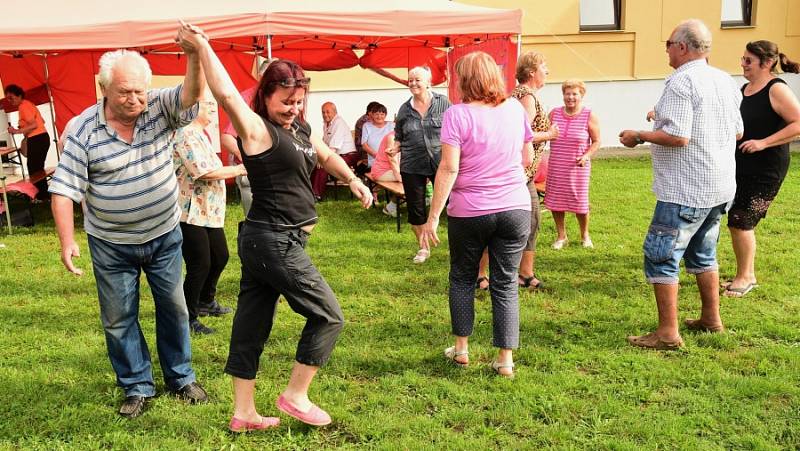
[673,19,712,54]
[97,50,152,89]
[408,66,433,84]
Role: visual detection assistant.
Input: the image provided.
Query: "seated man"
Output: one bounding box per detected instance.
[311,102,358,200]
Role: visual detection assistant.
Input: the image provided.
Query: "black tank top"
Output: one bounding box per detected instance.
[735,78,791,182]
[239,118,318,229]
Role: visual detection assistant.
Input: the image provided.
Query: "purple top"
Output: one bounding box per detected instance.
[440,99,533,218]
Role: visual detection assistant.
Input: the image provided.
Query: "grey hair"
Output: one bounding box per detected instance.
[408,66,432,84]
[672,19,712,54]
[97,50,152,89]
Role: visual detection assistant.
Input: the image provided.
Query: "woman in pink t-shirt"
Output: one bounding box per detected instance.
[368,131,402,216]
[419,52,534,378]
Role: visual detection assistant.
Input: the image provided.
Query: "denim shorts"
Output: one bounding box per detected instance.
[643,200,730,284]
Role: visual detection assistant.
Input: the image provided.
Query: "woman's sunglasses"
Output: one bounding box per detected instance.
[271,77,311,88]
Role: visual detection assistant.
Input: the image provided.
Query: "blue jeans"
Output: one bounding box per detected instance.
[87,225,195,397]
[643,201,730,284]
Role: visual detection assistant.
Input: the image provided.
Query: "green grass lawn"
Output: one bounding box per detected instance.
[1,156,798,450]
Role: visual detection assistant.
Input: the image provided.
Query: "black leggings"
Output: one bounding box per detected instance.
[180,222,230,321]
[447,209,530,349]
[26,133,51,199]
[400,172,435,225]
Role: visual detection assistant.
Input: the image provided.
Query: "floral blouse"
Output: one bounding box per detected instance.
[511,85,550,179]
[173,127,226,228]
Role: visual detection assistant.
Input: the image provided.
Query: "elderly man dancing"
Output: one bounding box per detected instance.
[619,19,743,349]
[50,43,208,417]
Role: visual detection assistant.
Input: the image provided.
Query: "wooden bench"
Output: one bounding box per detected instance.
[365,173,405,233]
[0,167,55,232]
[0,146,26,179]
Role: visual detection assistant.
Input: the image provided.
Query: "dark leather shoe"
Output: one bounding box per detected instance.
[172,382,209,404]
[197,300,232,317]
[119,395,149,418]
[190,319,215,335]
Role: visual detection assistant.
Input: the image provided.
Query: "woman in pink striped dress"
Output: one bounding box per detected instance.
[544,79,601,249]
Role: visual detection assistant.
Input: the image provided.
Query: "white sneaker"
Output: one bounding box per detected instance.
[552,238,568,250]
[382,202,397,218]
[582,238,594,249]
[413,248,430,264]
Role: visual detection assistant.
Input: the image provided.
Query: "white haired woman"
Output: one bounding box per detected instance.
[393,66,451,263]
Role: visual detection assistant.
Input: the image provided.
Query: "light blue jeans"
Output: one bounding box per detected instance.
[87,225,195,397]
[643,200,730,285]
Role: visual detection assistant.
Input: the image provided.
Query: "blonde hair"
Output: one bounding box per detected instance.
[408,66,432,85]
[561,79,586,95]
[516,51,545,83]
[454,51,506,106]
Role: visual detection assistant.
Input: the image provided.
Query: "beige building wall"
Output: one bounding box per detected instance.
[460,0,800,82]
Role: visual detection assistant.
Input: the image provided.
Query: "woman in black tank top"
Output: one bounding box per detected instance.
[179,23,373,430]
[725,41,800,298]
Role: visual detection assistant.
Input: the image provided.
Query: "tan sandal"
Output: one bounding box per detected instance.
[627,332,684,350]
[491,360,515,379]
[684,319,725,333]
[444,346,468,367]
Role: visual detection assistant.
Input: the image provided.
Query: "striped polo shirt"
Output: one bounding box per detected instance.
[50,86,198,244]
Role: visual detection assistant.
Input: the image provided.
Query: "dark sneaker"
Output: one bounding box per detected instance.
[119,395,150,418]
[171,382,209,404]
[197,300,233,317]
[190,319,215,335]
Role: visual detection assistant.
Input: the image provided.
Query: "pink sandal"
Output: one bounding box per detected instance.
[229,415,280,432]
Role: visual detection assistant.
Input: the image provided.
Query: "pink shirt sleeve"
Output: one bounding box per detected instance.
[439,106,463,148]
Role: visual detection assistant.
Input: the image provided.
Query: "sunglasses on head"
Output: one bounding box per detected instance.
[271,77,311,88]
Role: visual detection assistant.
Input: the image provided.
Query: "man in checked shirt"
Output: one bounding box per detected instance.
[619,19,743,350]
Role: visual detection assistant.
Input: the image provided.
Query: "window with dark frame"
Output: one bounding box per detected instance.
[579,0,622,31]
[721,0,754,27]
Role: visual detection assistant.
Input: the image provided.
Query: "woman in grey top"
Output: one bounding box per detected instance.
[392,66,451,264]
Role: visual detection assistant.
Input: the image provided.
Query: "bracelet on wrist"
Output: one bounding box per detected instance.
[345,176,359,184]
[635,132,645,145]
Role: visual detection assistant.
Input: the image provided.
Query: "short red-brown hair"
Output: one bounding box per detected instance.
[454,51,506,106]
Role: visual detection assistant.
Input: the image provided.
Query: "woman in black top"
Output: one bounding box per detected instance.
[725,40,800,298]
[179,23,372,430]
[393,66,451,264]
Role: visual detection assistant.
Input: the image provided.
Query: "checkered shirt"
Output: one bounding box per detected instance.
[651,59,743,208]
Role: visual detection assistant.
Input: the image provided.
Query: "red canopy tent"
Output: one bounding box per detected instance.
[0,0,522,138]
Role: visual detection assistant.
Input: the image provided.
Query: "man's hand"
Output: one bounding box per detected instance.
[646,110,656,122]
[349,179,373,209]
[619,130,642,148]
[60,241,83,276]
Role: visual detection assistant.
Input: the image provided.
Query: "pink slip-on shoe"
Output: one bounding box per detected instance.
[275,395,332,426]
[229,416,280,433]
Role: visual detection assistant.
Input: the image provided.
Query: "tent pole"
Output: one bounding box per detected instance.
[516,34,522,58]
[42,53,60,159]
[267,35,272,60]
